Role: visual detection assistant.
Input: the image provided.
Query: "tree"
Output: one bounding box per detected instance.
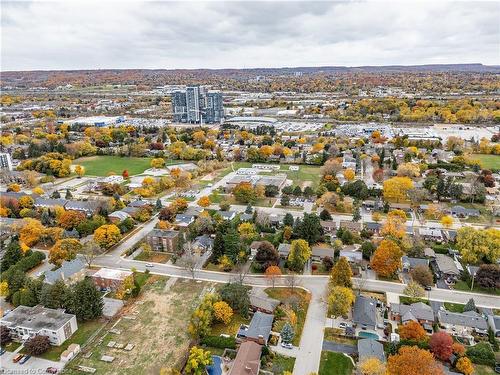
[188,293,218,338]
[330,257,352,288]
[403,281,425,298]
[288,239,311,272]
[280,322,295,344]
[283,213,294,227]
[151,158,165,169]
[238,222,257,241]
[65,189,73,199]
[213,301,233,324]
[93,224,122,248]
[319,209,332,220]
[343,168,355,181]
[456,227,500,264]
[223,229,241,262]
[185,346,212,375]
[387,346,444,375]
[475,264,500,289]
[40,280,68,309]
[294,213,323,245]
[440,215,453,228]
[49,238,81,266]
[383,177,414,202]
[197,196,211,208]
[0,325,12,345]
[452,342,466,356]
[254,241,279,271]
[265,184,279,197]
[455,357,474,375]
[430,331,454,361]
[1,239,22,272]
[57,210,86,230]
[328,286,355,317]
[466,342,495,366]
[25,335,51,355]
[19,196,34,209]
[232,182,257,204]
[361,241,376,260]
[65,278,103,320]
[463,298,476,312]
[18,218,45,247]
[265,266,282,289]
[371,239,403,277]
[411,265,433,287]
[155,198,163,210]
[219,283,250,318]
[122,170,129,178]
[359,357,386,375]
[398,321,428,341]
[74,165,85,177]
[352,205,361,222]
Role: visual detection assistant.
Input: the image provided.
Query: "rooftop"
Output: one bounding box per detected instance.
[92,268,133,280]
[1,305,75,331]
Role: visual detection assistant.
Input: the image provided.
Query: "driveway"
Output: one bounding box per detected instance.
[322,341,357,354]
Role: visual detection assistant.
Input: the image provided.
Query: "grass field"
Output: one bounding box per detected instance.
[319,351,354,375]
[454,280,500,296]
[66,278,214,375]
[74,156,181,176]
[474,154,500,170]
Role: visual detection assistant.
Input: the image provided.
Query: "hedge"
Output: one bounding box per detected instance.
[1,251,46,282]
[200,335,236,349]
[466,342,496,367]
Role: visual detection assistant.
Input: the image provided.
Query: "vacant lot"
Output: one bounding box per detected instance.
[66,277,215,374]
[474,154,500,170]
[75,156,181,176]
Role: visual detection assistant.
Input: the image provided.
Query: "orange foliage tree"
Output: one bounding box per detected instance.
[398,321,428,341]
[370,239,403,277]
[265,265,282,289]
[387,346,444,375]
[429,331,453,361]
[57,210,86,230]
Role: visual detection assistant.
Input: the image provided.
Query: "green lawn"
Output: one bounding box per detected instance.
[444,302,465,313]
[283,165,322,187]
[453,280,500,296]
[319,351,354,375]
[262,353,296,374]
[35,320,105,361]
[324,328,358,346]
[75,156,181,176]
[474,365,496,375]
[210,314,249,336]
[265,288,311,346]
[474,154,500,170]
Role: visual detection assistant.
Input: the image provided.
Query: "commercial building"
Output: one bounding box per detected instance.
[146,229,179,252]
[91,268,133,291]
[1,305,78,346]
[171,85,223,124]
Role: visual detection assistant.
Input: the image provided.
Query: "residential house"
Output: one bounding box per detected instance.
[339,244,362,264]
[320,220,337,235]
[339,220,362,233]
[249,241,263,257]
[487,315,500,337]
[108,210,132,223]
[352,296,378,330]
[401,256,429,272]
[424,248,436,258]
[311,245,334,261]
[43,258,86,285]
[0,305,78,346]
[128,200,152,209]
[390,302,435,331]
[91,268,133,291]
[147,229,179,252]
[33,198,69,210]
[277,243,291,259]
[433,254,461,281]
[228,341,262,375]
[358,339,386,363]
[438,310,488,337]
[448,205,480,218]
[65,200,102,217]
[193,234,213,253]
[237,311,274,345]
[249,288,280,314]
[419,228,444,242]
[217,210,237,221]
[175,214,195,228]
[364,222,382,234]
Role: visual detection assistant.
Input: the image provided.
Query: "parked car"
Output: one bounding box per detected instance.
[19,355,31,364]
[0,348,5,356]
[12,354,23,363]
[46,367,58,374]
[339,322,348,328]
[281,342,293,349]
[145,263,154,268]
[424,286,432,291]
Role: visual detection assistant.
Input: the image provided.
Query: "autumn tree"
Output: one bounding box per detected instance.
[440,215,453,228]
[383,177,414,202]
[404,281,425,298]
[265,265,282,289]
[387,346,444,375]
[371,239,403,277]
[49,239,81,266]
[197,196,211,208]
[25,335,50,356]
[213,301,233,324]
[232,182,257,204]
[430,331,454,361]
[411,265,433,287]
[74,165,85,177]
[151,158,165,169]
[18,218,45,247]
[288,239,311,272]
[57,210,86,230]
[328,286,355,317]
[399,321,428,341]
[237,222,257,241]
[343,168,355,181]
[455,357,473,375]
[185,346,212,375]
[330,257,352,288]
[254,241,279,271]
[456,227,500,264]
[359,357,386,375]
[93,224,122,249]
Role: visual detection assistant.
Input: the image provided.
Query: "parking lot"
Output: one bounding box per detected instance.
[1,350,64,374]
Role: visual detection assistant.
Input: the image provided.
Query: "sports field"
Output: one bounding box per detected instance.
[74,156,181,176]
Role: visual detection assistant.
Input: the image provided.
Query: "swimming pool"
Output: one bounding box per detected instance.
[358,331,379,340]
[206,355,223,375]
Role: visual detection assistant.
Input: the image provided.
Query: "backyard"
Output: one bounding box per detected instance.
[66,277,215,374]
[474,154,500,170]
[319,351,354,375]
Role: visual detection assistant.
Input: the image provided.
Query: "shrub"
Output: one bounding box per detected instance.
[25,335,51,355]
[200,335,236,349]
[466,342,495,366]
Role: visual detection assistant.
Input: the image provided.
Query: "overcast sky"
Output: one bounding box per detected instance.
[2,0,499,71]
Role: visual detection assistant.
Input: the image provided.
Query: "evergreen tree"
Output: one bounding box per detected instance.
[155,198,163,210]
[280,322,295,344]
[51,190,61,199]
[294,213,323,245]
[437,178,447,200]
[292,185,302,196]
[65,189,73,199]
[283,213,294,227]
[41,209,51,226]
[280,195,290,207]
[245,203,253,214]
[40,280,68,309]
[66,279,103,320]
[223,229,241,262]
[1,239,22,272]
[352,205,361,222]
[320,209,332,221]
[464,298,476,312]
[211,231,225,263]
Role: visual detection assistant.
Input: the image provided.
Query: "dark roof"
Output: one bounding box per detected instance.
[44,257,86,284]
[353,296,377,328]
[438,310,488,330]
[1,305,75,331]
[229,341,262,375]
[238,312,274,342]
[148,229,179,239]
[358,339,385,363]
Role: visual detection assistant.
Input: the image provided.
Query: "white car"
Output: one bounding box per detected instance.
[281,342,293,349]
[145,263,154,268]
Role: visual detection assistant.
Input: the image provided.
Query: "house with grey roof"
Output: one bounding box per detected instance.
[216,210,236,221]
[147,229,179,252]
[433,254,461,280]
[237,311,274,345]
[34,198,69,210]
[175,214,195,227]
[108,210,132,223]
[438,310,488,337]
[311,245,334,261]
[249,288,280,314]
[65,200,102,216]
[43,258,86,285]
[390,302,435,330]
[401,256,429,272]
[358,339,386,363]
[0,305,78,346]
[487,315,500,337]
[277,243,291,258]
[193,234,213,252]
[448,205,480,218]
[352,296,378,330]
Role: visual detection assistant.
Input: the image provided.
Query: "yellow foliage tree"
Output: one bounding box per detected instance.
[343,168,355,181]
[0,281,9,297]
[18,218,45,247]
[455,357,474,375]
[440,215,453,228]
[238,222,257,241]
[213,301,233,324]
[74,165,85,177]
[32,187,44,195]
[151,158,165,169]
[383,177,414,202]
[93,224,122,249]
[7,183,21,192]
[359,357,387,375]
[197,196,211,208]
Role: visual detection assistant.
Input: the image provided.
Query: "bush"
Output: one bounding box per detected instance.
[200,335,236,349]
[466,342,495,366]
[0,251,45,282]
[25,335,51,355]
